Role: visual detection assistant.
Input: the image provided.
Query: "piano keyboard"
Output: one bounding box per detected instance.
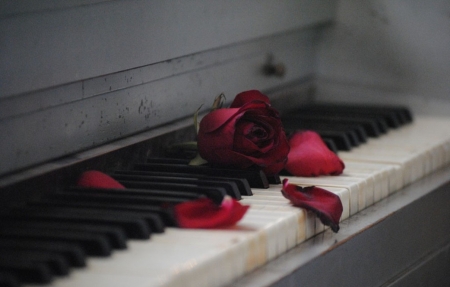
[2,111,450,287]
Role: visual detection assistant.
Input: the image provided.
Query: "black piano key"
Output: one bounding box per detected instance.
[295,104,403,128]
[115,182,228,204]
[66,187,198,205]
[0,227,112,257]
[44,193,178,227]
[316,131,353,151]
[322,138,339,153]
[133,163,269,188]
[115,179,241,203]
[147,157,281,188]
[0,249,70,276]
[112,173,241,200]
[0,239,86,267]
[282,114,382,137]
[0,258,53,284]
[398,106,413,123]
[113,169,253,196]
[4,206,151,240]
[343,130,360,147]
[266,175,281,184]
[147,157,191,165]
[0,271,20,287]
[284,121,368,144]
[27,201,165,235]
[0,219,127,250]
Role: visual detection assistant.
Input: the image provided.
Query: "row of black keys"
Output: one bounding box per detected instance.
[282,104,412,152]
[0,161,269,286]
[0,104,412,286]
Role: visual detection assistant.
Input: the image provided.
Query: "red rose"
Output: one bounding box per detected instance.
[197,90,290,176]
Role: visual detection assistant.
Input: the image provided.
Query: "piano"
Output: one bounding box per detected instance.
[1,1,449,286]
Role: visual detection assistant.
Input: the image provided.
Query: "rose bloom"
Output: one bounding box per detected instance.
[197,90,290,176]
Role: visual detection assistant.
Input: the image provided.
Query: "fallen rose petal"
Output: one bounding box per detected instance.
[77,170,125,189]
[281,178,343,232]
[174,196,250,229]
[285,130,345,176]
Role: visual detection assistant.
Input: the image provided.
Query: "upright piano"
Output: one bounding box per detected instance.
[1,1,449,286]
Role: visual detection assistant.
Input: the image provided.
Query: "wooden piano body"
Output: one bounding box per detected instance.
[1,1,449,286]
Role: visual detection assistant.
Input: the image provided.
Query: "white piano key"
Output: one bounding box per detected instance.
[239,196,307,248]
[342,161,394,201]
[303,211,317,239]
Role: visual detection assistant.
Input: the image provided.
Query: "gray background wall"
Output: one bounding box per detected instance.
[0,0,336,176]
[316,0,450,116]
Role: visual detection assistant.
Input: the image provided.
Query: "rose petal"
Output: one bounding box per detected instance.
[199,108,242,133]
[174,196,250,229]
[230,90,271,108]
[77,170,125,189]
[285,130,345,176]
[281,178,343,232]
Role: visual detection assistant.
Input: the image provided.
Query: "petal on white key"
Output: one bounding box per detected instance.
[324,186,350,221]
[284,176,361,216]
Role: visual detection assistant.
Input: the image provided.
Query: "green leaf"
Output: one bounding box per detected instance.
[189,153,208,166]
[211,93,226,110]
[193,104,203,134]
